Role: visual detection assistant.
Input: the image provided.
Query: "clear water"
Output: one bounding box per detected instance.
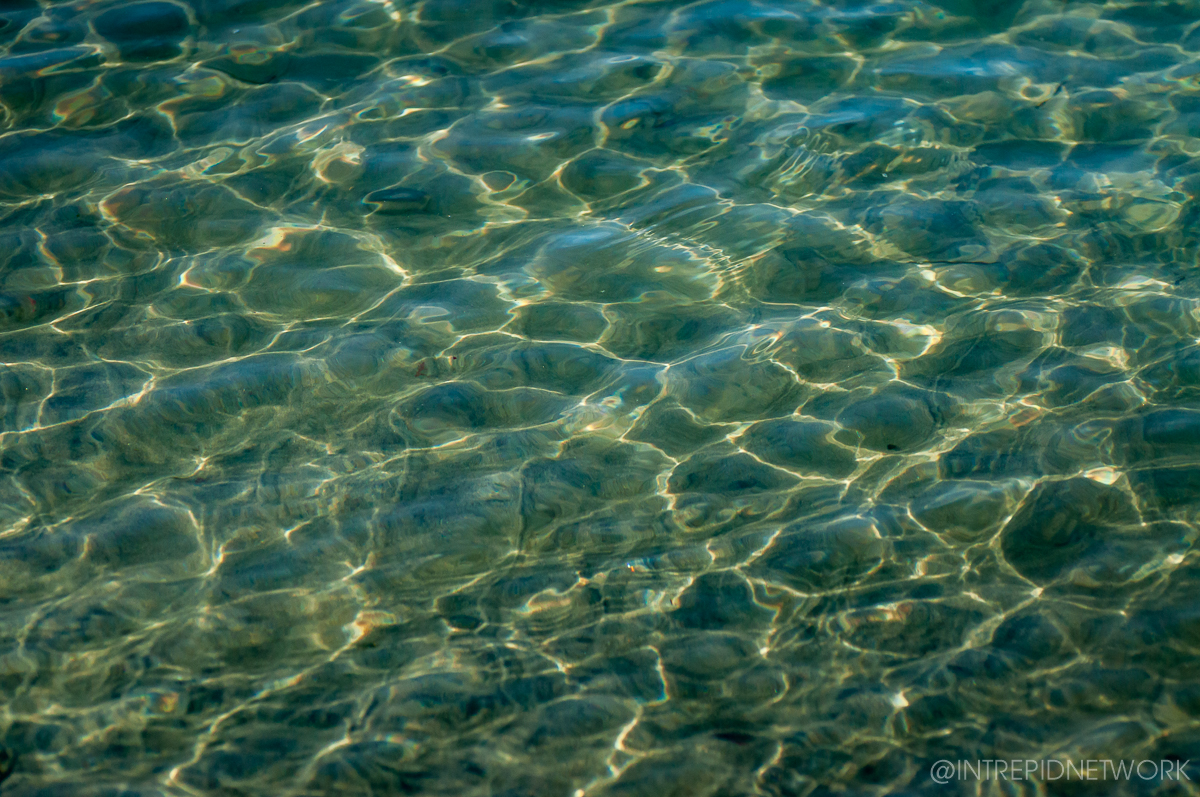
[2,0,1200,794]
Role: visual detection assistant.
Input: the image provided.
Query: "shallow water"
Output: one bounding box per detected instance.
[2,0,1200,794]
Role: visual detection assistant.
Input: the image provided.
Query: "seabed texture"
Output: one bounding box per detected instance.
[3,0,1200,794]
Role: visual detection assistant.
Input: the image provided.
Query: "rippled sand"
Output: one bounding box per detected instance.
[3,0,1200,794]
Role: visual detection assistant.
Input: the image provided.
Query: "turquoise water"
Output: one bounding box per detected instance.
[3,0,1200,794]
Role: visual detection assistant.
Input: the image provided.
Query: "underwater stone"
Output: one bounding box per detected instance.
[843,600,988,657]
[659,632,760,682]
[39,361,149,425]
[835,384,945,453]
[94,2,190,60]
[1129,467,1200,517]
[671,347,805,423]
[1000,477,1137,582]
[739,418,857,478]
[189,0,311,26]
[363,278,511,334]
[202,24,289,84]
[911,480,1014,540]
[974,177,1068,232]
[626,401,733,457]
[743,248,858,304]
[749,516,887,592]
[561,148,648,201]
[989,612,1071,664]
[364,187,431,213]
[972,139,1070,170]
[671,571,776,632]
[527,696,634,748]
[0,528,83,577]
[600,301,741,362]
[865,198,986,260]
[101,179,263,249]
[770,322,890,385]
[508,301,608,342]
[1065,90,1165,143]
[668,452,799,495]
[82,498,200,570]
[0,364,50,431]
[462,340,620,395]
[761,55,856,103]
[0,132,102,199]
[519,439,666,533]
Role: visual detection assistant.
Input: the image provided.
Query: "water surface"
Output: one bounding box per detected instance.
[3,0,1200,794]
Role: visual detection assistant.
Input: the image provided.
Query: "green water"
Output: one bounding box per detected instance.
[2,0,1200,794]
